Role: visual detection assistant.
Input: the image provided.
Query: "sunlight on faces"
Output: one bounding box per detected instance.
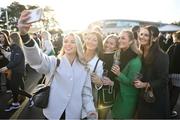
[138,28,150,46]
[63,34,77,55]
[84,33,98,51]
[104,38,118,53]
[118,32,132,50]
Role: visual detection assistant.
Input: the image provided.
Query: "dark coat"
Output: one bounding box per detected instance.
[167,42,180,74]
[7,44,25,74]
[0,51,9,68]
[136,50,170,119]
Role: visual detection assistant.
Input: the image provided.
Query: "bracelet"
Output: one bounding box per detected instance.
[24,39,31,45]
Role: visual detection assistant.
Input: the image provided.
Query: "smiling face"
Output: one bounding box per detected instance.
[118,32,132,51]
[138,28,151,47]
[84,33,98,51]
[104,37,118,53]
[63,34,77,56]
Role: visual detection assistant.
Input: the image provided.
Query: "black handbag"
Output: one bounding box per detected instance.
[143,85,155,103]
[32,59,60,108]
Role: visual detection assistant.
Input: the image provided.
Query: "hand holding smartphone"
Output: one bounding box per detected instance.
[26,8,43,24]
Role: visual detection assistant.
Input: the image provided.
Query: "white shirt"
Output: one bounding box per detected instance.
[87,55,103,108]
[87,55,103,78]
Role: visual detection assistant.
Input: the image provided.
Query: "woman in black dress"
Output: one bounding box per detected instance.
[134,26,170,119]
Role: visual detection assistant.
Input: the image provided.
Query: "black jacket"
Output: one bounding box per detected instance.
[136,50,170,119]
[7,44,25,74]
[167,42,180,74]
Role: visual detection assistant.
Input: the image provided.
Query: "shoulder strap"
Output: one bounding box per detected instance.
[93,58,100,72]
[47,59,60,86]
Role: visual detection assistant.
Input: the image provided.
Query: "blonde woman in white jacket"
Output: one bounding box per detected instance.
[41,31,55,56]
[17,10,97,120]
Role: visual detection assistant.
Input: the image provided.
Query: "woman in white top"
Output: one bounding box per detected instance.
[41,31,55,56]
[83,31,104,110]
[17,10,97,120]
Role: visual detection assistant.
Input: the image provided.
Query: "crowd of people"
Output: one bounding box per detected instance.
[0,10,179,119]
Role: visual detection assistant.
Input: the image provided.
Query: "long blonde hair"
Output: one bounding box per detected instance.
[121,30,142,56]
[58,33,86,65]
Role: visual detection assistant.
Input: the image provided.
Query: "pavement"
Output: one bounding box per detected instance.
[0,66,43,119]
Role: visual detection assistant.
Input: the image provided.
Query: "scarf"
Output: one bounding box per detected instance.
[120,48,137,70]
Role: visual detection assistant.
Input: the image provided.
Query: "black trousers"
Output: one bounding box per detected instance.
[169,85,180,111]
[10,72,32,103]
[0,73,1,90]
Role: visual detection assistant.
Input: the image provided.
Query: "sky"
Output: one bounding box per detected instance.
[0,0,180,30]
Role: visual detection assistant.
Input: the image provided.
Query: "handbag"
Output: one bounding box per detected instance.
[32,59,60,108]
[98,85,115,108]
[143,85,155,103]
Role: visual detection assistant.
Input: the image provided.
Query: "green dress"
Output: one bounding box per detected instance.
[112,57,142,119]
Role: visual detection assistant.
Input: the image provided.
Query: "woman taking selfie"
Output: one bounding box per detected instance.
[17,10,97,119]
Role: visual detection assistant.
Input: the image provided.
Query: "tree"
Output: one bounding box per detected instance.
[42,6,60,30]
[0,8,7,29]
[6,2,38,30]
[1,2,60,31]
[7,2,26,19]
[6,2,26,30]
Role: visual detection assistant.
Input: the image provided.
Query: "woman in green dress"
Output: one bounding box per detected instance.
[111,30,142,119]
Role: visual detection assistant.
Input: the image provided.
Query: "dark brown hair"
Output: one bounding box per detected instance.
[0,32,10,47]
[141,26,161,64]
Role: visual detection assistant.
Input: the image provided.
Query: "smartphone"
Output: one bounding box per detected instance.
[26,8,43,24]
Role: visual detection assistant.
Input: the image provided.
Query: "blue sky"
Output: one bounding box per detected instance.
[0,0,179,30]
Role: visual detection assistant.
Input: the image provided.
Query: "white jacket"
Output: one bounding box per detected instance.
[42,39,54,55]
[23,43,96,119]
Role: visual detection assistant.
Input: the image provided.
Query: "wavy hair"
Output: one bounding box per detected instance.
[140,26,161,64]
[103,34,119,52]
[83,31,103,58]
[120,30,142,56]
[58,33,86,65]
